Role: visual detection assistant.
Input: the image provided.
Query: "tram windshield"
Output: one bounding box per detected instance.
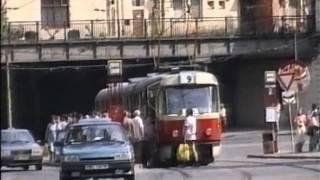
[164,85,218,115]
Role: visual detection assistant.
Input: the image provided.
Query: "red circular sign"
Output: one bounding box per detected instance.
[277,61,310,92]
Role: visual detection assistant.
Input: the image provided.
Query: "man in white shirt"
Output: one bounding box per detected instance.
[183,108,198,162]
[220,104,227,132]
[45,115,58,162]
[132,110,144,164]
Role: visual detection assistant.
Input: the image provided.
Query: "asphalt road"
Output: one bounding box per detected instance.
[2,130,320,180]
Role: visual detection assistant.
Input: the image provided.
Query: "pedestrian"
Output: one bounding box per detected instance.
[67,115,73,125]
[55,115,63,132]
[183,108,198,163]
[60,115,68,130]
[131,110,144,164]
[142,115,155,167]
[102,112,111,121]
[294,108,307,153]
[220,104,227,132]
[123,111,133,135]
[45,115,57,162]
[307,104,320,152]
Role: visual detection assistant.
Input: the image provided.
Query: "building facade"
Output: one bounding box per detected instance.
[4,0,315,41]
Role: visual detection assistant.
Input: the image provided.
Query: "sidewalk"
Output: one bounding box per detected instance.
[247,152,320,159]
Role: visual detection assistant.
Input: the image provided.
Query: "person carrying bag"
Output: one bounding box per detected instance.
[177,108,198,164]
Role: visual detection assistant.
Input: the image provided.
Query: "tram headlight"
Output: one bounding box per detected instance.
[172,130,179,138]
[205,128,212,136]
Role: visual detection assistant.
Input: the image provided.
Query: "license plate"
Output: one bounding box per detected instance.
[14,155,29,160]
[85,164,109,170]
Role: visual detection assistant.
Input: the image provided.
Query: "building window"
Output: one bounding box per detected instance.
[41,0,70,28]
[208,1,214,9]
[190,0,202,18]
[132,0,144,6]
[173,0,185,18]
[218,1,225,9]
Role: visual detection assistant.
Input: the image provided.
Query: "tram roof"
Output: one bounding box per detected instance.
[95,83,129,101]
[130,76,162,94]
[95,71,218,101]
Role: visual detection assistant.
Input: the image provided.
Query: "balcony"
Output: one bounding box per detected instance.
[1,16,315,44]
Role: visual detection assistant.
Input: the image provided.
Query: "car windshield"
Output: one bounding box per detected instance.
[1,131,35,143]
[66,124,127,144]
[165,85,218,114]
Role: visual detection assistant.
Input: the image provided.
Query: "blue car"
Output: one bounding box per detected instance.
[1,128,43,170]
[57,119,135,180]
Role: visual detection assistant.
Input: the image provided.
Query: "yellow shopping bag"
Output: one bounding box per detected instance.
[176,143,190,162]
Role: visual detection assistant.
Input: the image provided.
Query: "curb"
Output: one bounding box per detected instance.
[247,154,320,160]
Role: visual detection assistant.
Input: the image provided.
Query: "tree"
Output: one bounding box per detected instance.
[1,0,8,40]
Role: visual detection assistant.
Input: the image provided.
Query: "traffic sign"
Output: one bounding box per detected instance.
[282,91,296,105]
[277,73,294,91]
[107,60,122,76]
[277,61,310,92]
[265,71,277,84]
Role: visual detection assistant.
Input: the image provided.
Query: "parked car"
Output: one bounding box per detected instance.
[1,128,43,170]
[56,119,135,180]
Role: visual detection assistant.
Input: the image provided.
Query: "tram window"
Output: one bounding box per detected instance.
[164,86,218,114]
[159,89,166,115]
[212,86,219,112]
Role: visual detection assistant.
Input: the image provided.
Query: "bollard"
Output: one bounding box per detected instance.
[262,131,277,154]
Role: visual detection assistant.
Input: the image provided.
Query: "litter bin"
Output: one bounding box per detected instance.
[262,131,278,154]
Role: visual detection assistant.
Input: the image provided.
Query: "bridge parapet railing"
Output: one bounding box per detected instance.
[1,16,314,44]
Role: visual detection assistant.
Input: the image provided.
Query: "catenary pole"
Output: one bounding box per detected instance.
[6,51,13,128]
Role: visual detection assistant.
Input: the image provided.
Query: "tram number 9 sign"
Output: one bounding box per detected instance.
[180,72,194,84]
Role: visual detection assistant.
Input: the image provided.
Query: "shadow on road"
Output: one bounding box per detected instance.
[1,168,38,173]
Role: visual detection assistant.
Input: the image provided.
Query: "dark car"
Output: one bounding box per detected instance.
[1,128,43,170]
[57,119,135,180]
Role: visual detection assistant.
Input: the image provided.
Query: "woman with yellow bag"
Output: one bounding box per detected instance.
[177,108,198,164]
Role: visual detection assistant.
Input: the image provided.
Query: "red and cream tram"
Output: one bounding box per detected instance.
[95,70,223,165]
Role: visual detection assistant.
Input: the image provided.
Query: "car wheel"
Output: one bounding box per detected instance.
[23,165,29,171]
[124,175,135,180]
[35,164,42,170]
